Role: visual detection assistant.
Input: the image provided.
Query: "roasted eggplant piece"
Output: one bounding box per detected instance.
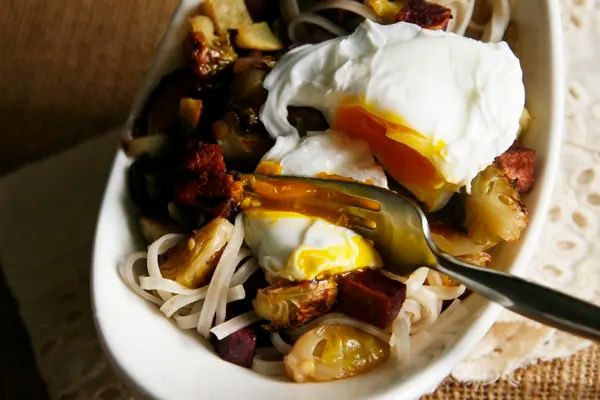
[179,98,203,136]
[160,218,233,288]
[337,269,406,329]
[139,216,183,244]
[464,165,528,244]
[253,279,338,329]
[132,69,199,138]
[495,145,537,193]
[284,324,390,382]
[128,156,174,215]
[212,110,273,169]
[395,0,452,30]
[210,325,257,368]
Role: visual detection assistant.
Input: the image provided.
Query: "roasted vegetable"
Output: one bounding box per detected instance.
[190,16,237,82]
[210,325,256,368]
[395,0,452,30]
[236,22,283,51]
[174,141,243,218]
[287,107,330,135]
[365,0,403,23]
[231,67,268,109]
[464,165,528,244]
[178,98,203,135]
[495,145,537,193]
[128,156,174,215]
[160,218,233,288]
[201,0,252,34]
[253,280,338,329]
[131,69,199,138]
[122,135,170,158]
[337,269,406,329]
[284,324,390,382]
[212,110,273,168]
[139,216,183,244]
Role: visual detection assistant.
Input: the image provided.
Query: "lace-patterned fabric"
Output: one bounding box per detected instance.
[0,1,597,399]
[452,0,600,382]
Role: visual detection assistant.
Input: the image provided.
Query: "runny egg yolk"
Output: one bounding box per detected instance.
[334,104,445,190]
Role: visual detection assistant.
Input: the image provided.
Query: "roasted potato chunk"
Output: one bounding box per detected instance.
[201,0,252,34]
[235,22,283,51]
[253,280,338,329]
[179,98,203,135]
[284,324,390,382]
[160,218,234,288]
[365,0,403,23]
[430,224,492,255]
[465,166,528,244]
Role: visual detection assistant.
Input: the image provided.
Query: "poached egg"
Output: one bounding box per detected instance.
[259,20,525,202]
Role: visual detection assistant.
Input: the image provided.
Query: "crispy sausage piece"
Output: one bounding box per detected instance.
[338,269,406,329]
[174,141,242,217]
[495,145,537,193]
[210,326,257,368]
[395,0,452,30]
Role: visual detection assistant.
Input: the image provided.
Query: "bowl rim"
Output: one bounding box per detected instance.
[91,1,565,398]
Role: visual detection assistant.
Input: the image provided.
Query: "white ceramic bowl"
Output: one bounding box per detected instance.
[92,1,564,399]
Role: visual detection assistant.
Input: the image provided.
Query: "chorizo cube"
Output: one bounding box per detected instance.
[337,269,406,329]
[495,145,537,193]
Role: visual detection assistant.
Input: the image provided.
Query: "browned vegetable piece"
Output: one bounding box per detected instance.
[189,15,237,82]
[430,223,492,255]
[495,145,537,193]
[210,325,257,368]
[236,22,283,51]
[212,110,273,167]
[337,269,406,329]
[395,0,452,30]
[131,69,199,138]
[174,141,243,218]
[253,279,338,329]
[284,324,390,382]
[122,135,170,158]
[179,98,203,134]
[160,218,234,288]
[465,165,528,244]
[201,0,253,34]
[139,216,183,244]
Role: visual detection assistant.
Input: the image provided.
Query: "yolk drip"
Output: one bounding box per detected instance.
[334,105,443,189]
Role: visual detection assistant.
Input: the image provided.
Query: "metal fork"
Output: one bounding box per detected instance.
[240,173,600,341]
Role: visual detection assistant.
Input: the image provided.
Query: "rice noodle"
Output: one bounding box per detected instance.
[146,233,184,301]
[139,276,206,295]
[286,312,390,343]
[118,252,162,306]
[197,214,245,337]
[306,0,382,23]
[210,311,260,340]
[160,290,207,318]
[288,13,346,43]
[252,348,285,375]
[481,0,511,42]
[270,331,292,354]
[230,258,259,287]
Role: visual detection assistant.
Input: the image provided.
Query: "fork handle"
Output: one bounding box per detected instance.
[434,253,600,342]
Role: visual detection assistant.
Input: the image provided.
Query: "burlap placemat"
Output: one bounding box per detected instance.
[1,0,598,398]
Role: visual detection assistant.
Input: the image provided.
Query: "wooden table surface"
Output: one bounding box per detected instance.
[1,1,598,398]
